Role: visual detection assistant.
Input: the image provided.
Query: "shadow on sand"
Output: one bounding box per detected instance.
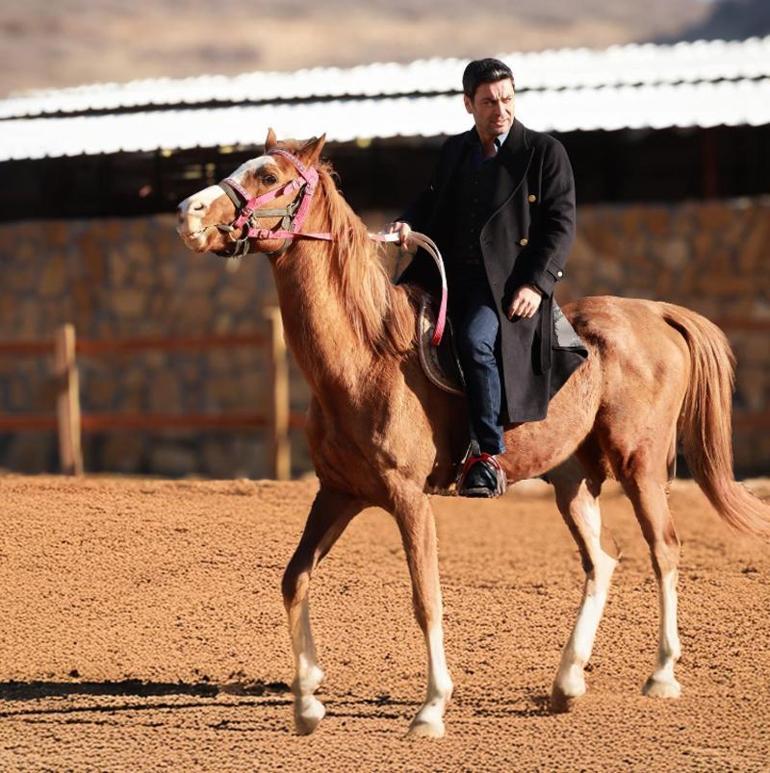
[0,681,552,725]
[0,679,292,718]
[0,678,291,702]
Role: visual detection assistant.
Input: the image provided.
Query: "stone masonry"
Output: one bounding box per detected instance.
[0,197,767,476]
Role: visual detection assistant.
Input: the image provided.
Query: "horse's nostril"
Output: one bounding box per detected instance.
[193,202,205,212]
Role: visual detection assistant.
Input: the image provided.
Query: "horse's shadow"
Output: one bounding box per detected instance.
[466,692,553,719]
[0,678,291,701]
[0,679,292,718]
[325,690,552,722]
[0,681,552,723]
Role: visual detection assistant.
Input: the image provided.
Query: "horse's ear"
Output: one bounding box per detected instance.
[299,134,326,166]
[265,128,278,151]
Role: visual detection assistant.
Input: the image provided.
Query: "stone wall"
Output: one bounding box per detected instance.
[0,197,767,477]
[0,217,310,477]
[563,199,769,474]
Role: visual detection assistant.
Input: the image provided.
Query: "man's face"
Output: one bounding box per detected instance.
[464,78,515,143]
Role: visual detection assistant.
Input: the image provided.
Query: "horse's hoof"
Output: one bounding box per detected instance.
[294,696,326,735]
[642,676,681,699]
[407,718,445,739]
[550,677,586,713]
[550,692,580,713]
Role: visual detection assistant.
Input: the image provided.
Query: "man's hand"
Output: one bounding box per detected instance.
[386,221,412,249]
[507,285,543,319]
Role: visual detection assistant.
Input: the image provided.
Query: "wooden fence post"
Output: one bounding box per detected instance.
[54,323,83,475]
[265,307,290,480]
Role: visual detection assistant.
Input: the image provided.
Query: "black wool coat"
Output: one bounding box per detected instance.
[398,118,587,424]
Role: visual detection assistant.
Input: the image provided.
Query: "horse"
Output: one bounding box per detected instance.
[176,130,770,738]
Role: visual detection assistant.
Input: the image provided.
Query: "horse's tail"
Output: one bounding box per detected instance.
[661,303,770,539]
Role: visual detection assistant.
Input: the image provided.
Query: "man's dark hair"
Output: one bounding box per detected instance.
[462,58,514,100]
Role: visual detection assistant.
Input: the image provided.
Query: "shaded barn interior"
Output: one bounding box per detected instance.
[1,123,769,221]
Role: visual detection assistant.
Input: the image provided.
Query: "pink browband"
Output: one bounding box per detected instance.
[218,149,447,346]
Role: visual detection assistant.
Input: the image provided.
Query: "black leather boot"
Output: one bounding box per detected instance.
[458,454,507,498]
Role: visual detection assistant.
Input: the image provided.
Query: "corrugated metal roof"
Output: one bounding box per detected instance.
[0,37,768,161]
[2,78,767,162]
[2,36,769,120]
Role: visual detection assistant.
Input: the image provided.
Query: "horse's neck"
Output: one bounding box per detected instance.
[272,240,390,396]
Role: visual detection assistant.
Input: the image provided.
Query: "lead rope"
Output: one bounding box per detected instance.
[370,231,447,347]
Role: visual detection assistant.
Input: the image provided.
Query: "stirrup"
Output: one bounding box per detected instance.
[457,451,507,497]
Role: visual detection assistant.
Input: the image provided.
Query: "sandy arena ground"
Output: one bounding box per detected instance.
[1,475,768,771]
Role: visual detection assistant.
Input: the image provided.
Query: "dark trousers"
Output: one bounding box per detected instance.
[454,280,506,456]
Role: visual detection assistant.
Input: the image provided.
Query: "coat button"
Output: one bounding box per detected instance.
[519,237,529,246]
[557,270,563,277]
[528,194,537,203]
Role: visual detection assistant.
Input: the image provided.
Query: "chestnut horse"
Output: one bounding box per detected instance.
[177,131,770,738]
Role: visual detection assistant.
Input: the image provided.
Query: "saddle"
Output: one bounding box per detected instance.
[417,296,465,396]
[417,295,585,395]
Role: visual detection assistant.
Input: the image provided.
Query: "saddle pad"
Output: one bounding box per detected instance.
[553,304,586,350]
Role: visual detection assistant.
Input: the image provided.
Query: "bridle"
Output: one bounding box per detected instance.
[211,148,448,346]
[214,149,332,259]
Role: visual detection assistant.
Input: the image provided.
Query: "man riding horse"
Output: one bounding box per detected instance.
[390,58,587,498]
[177,105,770,739]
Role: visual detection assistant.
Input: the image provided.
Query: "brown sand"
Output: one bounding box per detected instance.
[1,475,768,771]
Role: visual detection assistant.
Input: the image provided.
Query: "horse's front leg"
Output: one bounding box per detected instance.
[281,487,363,735]
[392,487,453,737]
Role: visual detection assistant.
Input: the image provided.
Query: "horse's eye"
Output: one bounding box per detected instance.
[263,174,277,185]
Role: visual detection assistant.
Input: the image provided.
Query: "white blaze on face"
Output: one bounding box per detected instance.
[177,155,284,251]
[177,184,225,241]
[179,156,279,229]
[180,184,220,215]
[228,155,278,186]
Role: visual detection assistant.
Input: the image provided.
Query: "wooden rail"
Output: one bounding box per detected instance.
[0,313,769,476]
[0,310,299,479]
[55,323,82,474]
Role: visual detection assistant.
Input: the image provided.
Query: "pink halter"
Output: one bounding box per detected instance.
[216,150,447,346]
[216,149,332,258]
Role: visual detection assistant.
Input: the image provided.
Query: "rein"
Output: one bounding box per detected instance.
[214,150,447,346]
[372,232,447,347]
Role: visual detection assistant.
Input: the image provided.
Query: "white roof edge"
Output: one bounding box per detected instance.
[1,79,768,163]
[2,35,769,120]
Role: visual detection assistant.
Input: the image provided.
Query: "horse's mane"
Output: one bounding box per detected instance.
[292,154,416,358]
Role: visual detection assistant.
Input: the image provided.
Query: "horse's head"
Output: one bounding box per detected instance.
[177,129,326,257]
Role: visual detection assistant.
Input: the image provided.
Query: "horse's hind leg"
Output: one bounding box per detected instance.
[621,468,682,699]
[281,487,363,735]
[392,486,453,738]
[549,456,619,713]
